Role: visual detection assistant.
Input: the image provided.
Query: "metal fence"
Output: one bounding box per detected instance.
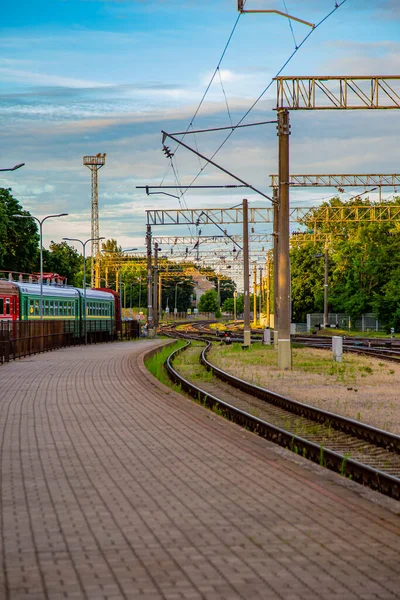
[306,313,385,332]
[0,319,139,364]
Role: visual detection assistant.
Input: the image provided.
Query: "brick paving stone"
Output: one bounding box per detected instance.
[0,339,400,600]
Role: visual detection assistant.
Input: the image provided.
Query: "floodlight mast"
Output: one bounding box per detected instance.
[83,153,106,286]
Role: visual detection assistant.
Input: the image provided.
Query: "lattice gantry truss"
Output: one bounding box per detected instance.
[146,204,400,226]
[275,76,400,110]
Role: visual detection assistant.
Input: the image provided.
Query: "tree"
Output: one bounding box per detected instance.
[290,196,400,326]
[162,276,194,312]
[102,238,121,254]
[0,188,39,273]
[198,289,219,313]
[222,294,244,314]
[43,241,83,287]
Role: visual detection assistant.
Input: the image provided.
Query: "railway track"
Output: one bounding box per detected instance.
[161,329,400,499]
[162,321,400,362]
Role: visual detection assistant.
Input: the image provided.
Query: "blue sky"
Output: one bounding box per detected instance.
[2,0,400,253]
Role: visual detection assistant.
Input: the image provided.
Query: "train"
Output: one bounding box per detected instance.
[0,280,120,329]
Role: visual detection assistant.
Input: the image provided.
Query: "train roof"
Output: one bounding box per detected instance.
[76,288,115,301]
[15,282,80,298]
[0,281,19,294]
[11,282,115,301]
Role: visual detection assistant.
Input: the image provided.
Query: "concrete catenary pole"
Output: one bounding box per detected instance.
[153,242,159,332]
[277,109,292,369]
[243,199,251,347]
[146,224,154,335]
[324,243,329,328]
[273,187,279,348]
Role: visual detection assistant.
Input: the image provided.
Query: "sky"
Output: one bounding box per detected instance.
[2,0,400,254]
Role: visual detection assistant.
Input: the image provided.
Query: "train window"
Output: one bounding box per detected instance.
[35,301,39,316]
[49,301,54,316]
[44,300,49,316]
[67,301,71,316]
[5,298,10,315]
[54,301,59,316]
[0,299,3,314]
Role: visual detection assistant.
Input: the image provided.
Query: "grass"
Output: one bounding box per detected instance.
[210,341,390,386]
[145,339,186,388]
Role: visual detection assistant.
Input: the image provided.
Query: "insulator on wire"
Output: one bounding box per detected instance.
[162,145,174,159]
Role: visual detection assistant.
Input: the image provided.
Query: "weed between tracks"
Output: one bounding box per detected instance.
[208,342,400,434]
[145,340,186,392]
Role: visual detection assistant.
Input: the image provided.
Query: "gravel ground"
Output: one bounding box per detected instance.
[208,344,400,434]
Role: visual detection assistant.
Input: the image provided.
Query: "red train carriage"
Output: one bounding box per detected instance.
[0,282,19,321]
[95,288,121,326]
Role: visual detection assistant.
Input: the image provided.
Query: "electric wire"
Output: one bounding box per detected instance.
[282,0,298,49]
[174,0,348,197]
[159,8,244,186]
[217,67,234,129]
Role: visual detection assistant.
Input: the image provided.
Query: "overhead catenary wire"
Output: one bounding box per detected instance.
[159,8,244,186]
[282,0,298,49]
[172,0,348,197]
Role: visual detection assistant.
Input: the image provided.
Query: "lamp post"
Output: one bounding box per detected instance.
[63,236,105,344]
[13,213,69,319]
[233,290,237,321]
[174,282,178,316]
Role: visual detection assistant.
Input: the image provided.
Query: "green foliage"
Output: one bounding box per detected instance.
[0,188,39,272]
[223,294,244,314]
[102,238,122,254]
[161,275,195,312]
[43,241,83,286]
[198,289,219,313]
[290,196,400,328]
[207,275,236,305]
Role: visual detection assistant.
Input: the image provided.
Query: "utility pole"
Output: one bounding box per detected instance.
[243,199,251,347]
[158,272,162,321]
[146,224,154,335]
[153,242,159,332]
[259,266,263,319]
[273,187,279,348]
[324,243,329,329]
[83,154,106,287]
[277,109,291,369]
[266,252,271,328]
[253,264,257,327]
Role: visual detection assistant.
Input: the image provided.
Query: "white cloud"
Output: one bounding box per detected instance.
[0,67,113,89]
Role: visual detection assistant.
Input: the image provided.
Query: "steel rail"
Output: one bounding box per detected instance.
[164,340,400,499]
[200,344,400,453]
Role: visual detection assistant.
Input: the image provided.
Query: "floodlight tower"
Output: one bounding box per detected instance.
[83,153,106,286]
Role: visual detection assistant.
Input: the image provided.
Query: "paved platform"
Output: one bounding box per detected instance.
[0,340,399,600]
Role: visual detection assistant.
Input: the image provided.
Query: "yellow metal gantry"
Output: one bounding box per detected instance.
[275,76,400,110]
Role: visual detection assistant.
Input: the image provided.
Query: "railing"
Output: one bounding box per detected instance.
[0,319,139,364]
